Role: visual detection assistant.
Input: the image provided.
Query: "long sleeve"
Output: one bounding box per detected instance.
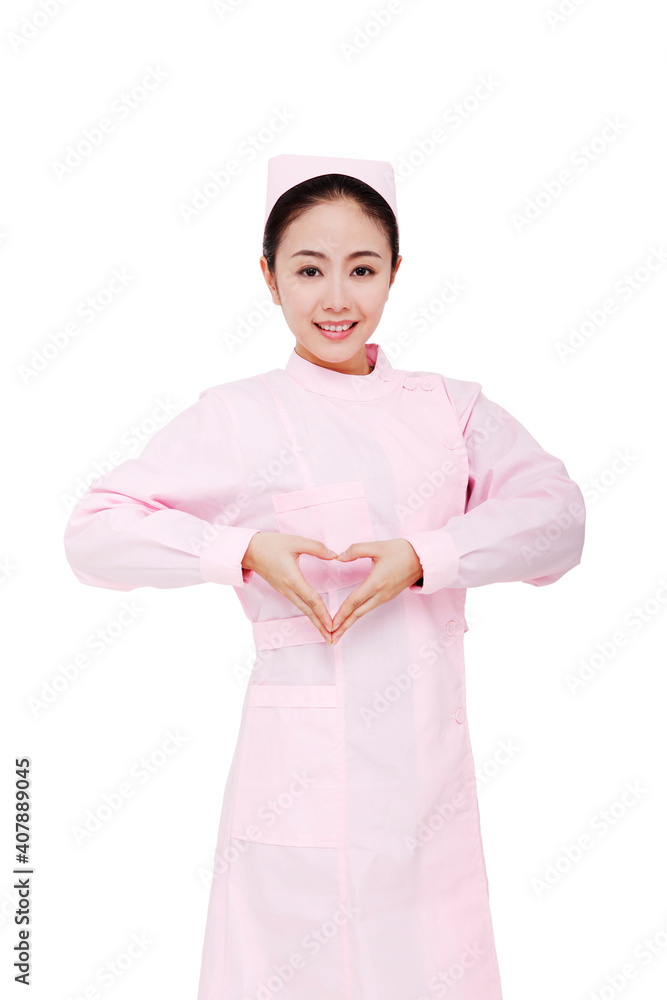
[403,383,586,594]
[63,387,262,591]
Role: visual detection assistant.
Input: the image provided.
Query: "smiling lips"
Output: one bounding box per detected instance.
[314,321,359,340]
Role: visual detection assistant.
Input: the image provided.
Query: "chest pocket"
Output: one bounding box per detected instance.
[272,480,375,593]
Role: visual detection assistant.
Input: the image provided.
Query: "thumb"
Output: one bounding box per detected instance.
[336,543,371,561]
[295,537,338,559]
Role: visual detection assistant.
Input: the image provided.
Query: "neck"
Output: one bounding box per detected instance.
[294,342,372,376]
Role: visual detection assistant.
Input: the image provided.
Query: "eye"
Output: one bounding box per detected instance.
[296,265,376,278]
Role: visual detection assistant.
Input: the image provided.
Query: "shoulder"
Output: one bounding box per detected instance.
[197,368,282,406]
[440,375,484,432]
[403,362,484,434]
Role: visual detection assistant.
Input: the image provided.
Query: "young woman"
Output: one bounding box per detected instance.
[63,152,586,1000]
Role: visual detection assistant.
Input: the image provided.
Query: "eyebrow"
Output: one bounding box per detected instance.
[289,249,383,261]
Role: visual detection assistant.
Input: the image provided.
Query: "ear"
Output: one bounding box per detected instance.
[388,256,403,290]
[259,256,281,305]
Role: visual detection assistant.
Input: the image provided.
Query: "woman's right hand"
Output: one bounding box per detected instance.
[241,531,338,644]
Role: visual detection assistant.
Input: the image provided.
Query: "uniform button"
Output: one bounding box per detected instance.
[420,377,434,390]
[403,377,418,390]
[445,619,457,636]
[454,707,466,725]
[379,370,394,382]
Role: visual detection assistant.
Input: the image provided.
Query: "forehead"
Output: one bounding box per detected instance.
[279,200,387,257]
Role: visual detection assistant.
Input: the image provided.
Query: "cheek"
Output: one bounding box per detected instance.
[357,287,388,315]
[282,279,316,314]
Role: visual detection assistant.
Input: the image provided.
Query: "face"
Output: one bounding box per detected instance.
[260,198,401,375]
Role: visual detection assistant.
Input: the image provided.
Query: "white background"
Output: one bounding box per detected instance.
[2,1,666,998]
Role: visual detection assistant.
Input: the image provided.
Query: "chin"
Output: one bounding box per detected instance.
[306,324,368,352]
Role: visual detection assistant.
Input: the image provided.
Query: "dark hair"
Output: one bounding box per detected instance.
[262,173,400,276]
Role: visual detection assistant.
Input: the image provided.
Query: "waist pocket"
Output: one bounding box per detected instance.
[272,480,375,593]
[230,684,339,848]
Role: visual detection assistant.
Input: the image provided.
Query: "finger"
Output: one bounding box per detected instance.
[294,580,336,635]
[284,557,338,631]
[331,592,385,644]
[335,542,377,562]
[283,542,338,636]
[330,592,362,632]
[292,536,338,560]
[286,539,340,632]
[285,568,336,635]
[283,587,335,644]
[331,577,378,631]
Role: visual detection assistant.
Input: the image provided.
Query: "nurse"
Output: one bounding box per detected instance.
[63,153,586,1000]
[245,156,424,646]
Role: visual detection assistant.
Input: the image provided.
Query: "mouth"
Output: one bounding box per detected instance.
[314,321,359,340]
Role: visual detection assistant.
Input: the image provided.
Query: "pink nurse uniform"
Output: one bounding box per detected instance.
[63,341,586,999]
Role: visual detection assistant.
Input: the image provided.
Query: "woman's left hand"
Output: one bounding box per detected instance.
[329,539,424,644]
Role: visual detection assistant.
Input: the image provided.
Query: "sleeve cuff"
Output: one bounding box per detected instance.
[199,527,262,588]
[403,529,460,595]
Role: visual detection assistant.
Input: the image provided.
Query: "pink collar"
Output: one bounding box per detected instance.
[284,342,401,400]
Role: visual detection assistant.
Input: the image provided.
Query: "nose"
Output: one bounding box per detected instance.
[320,274,352,314]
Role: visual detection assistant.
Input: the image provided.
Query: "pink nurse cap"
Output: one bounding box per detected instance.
[263,153,397,228]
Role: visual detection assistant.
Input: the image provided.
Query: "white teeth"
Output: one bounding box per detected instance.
[316,322,356,332]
